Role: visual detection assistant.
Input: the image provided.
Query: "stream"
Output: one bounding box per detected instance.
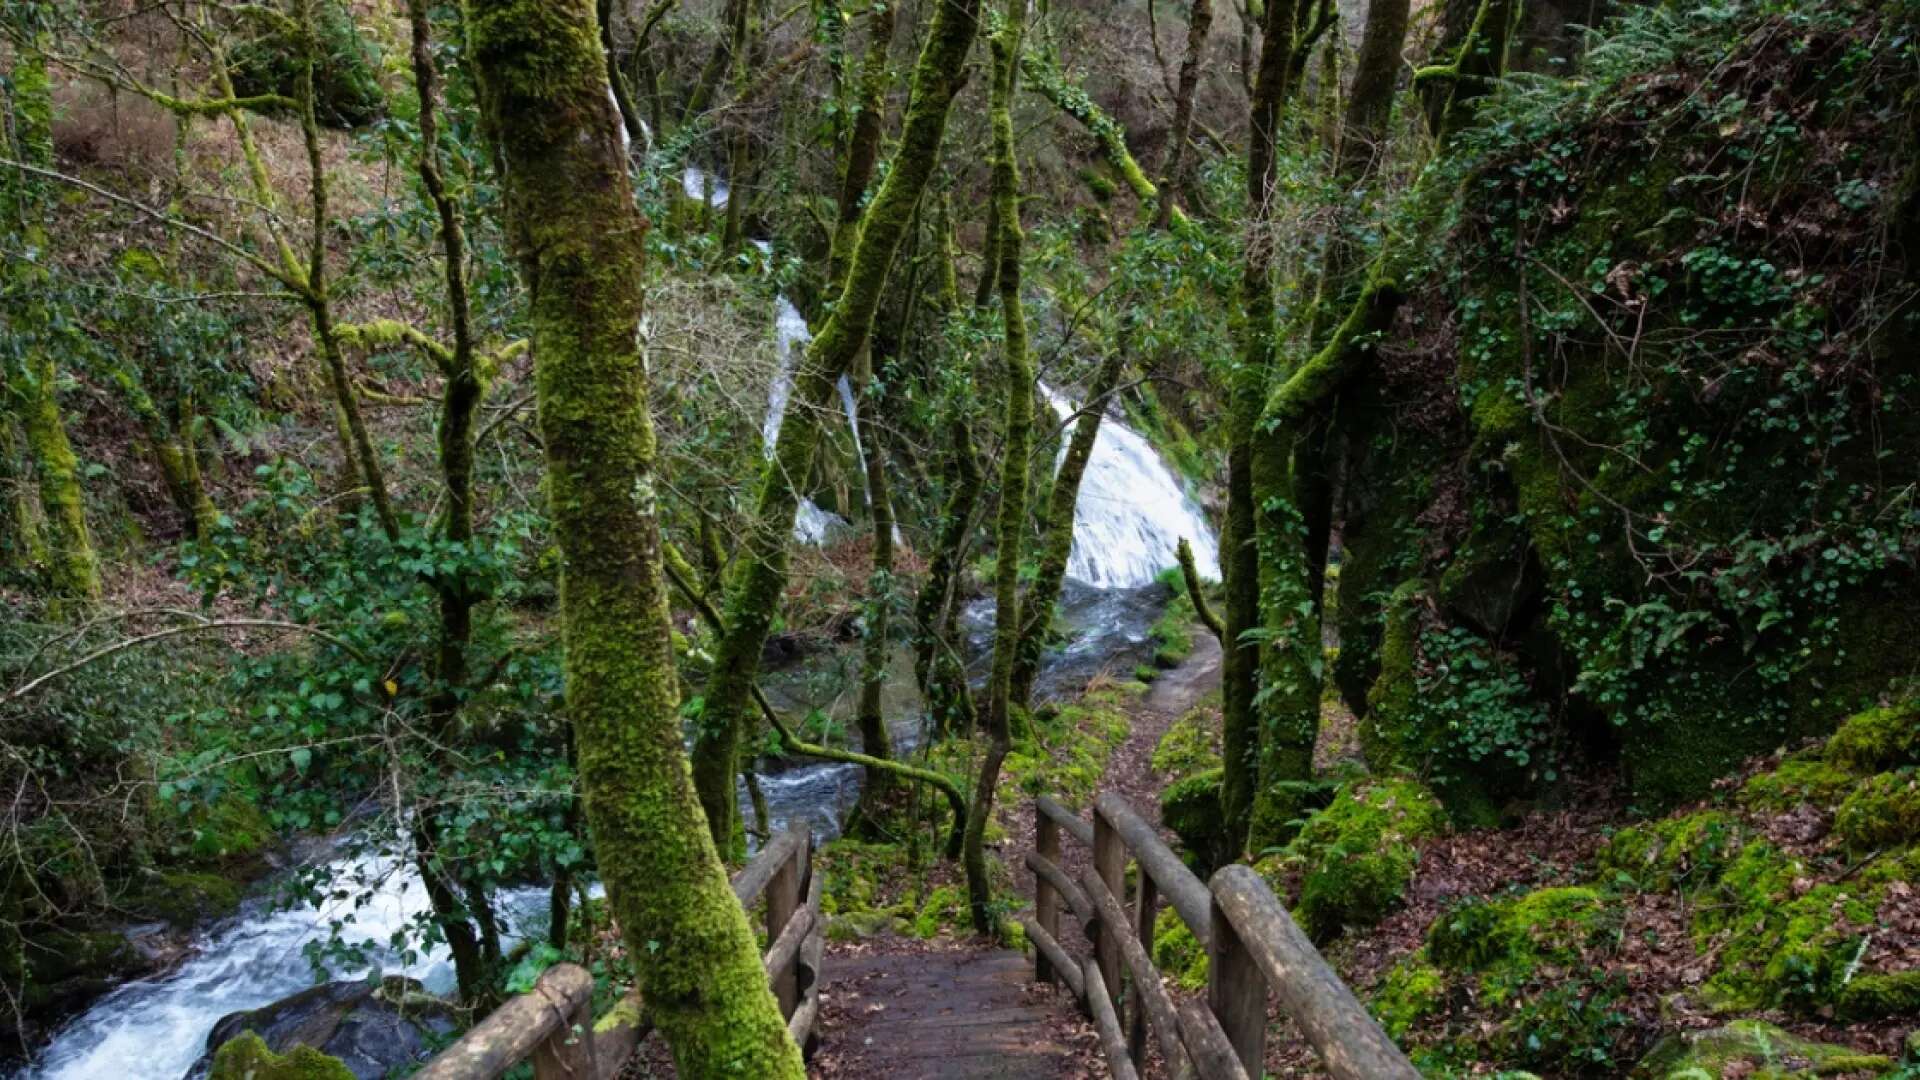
[18,167,1220,1080]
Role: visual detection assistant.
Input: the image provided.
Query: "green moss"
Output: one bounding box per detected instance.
[208,1032,354,1080]
[1740,753,1858,812]
[1832,771,1920,852]
[909,884,964,939]
[1825,701,1920,774]
[1150,906,1209,990]
[1632,1020,1892,1079]
[128,870,244,927]
[1278,779,1447,940]
[1149,594,1196,668]
[1598,811,1747,893]
[179,792,275,865]
[1688,842,1920,1013]
[1371,952,1446,1039]
[1429,887,1615,982]
[1836,969,1920,1022]
[1161,767,1230,872]
[1151,706,1222,781]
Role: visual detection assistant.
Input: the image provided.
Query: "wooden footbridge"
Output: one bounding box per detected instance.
[413,793,1416,1079]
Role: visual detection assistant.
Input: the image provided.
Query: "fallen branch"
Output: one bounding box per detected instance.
[5,618,370,704]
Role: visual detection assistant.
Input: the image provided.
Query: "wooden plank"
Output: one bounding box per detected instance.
[531,989,592,1080]
[1025,850,1091,922]
[1017,912,1086,1000]
[1035,807,1061,985]
[1079,866,1195,1080]
[589,994,649,1080]
[1092,806,1126,1012]
[1174,996,1251,1080]
[732,827,806,908]
[1211,865,1420,1080]
[1207,893,1266,1077]
[1096,792,1211,946]
[1128,871,1158,1068]
[766,828,807,1016]
[1081,956,1142,1080]
[415,964,592,1080]
[1034,794,1093,847]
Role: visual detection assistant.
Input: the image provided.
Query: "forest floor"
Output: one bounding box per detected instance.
[805,627,1226,1078]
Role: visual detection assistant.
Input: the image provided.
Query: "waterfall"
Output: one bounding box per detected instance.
[1040,382,1221,590]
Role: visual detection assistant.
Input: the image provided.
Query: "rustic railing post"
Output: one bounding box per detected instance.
[531,988,593,1080]
[767,828,806,1017]
[1127,871,1157,1067]
[1035,804,1061,986]
[1091,802,1126,1011]
[1208,891,1265,1077]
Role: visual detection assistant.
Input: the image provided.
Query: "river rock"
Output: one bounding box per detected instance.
[186,975,458,1080]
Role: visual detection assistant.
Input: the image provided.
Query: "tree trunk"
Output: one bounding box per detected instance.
[463,0,805,1073]
[1008,348,1127,710]
[691,0,983,851]
[970,0,1032,935]
[913,413,982,738]
[1158,0,1213,228]
[5,44,99,605]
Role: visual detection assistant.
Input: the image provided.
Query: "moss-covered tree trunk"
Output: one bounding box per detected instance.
[969,0,1032,935]
[108,368,219,540]
[691,0,983,850]
[1219,0,1296,852]
[1008,348,1127,710]
[5,44,100,604]
[463,1,804,1073]
[0,415,49,573]
[836,0,902,828]
[913,411,982,737]
[1157,0,1213,228]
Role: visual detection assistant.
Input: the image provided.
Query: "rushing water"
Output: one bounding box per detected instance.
[21,852,551,1080]
[22,162,1224,1080]
[1041,382,1220,590]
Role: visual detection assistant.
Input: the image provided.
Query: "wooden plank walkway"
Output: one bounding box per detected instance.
[811,947,1088,1078]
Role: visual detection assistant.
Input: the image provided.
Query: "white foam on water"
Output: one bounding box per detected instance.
[1040,382,1221,589]
[23,850,548,1080]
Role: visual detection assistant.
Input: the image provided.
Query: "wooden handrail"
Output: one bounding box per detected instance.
[1023,794,1417,1080]
[417,826,823,1079]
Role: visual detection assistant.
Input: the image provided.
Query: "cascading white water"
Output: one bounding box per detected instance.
[1041,382,1221,589]
[22,853,549,1080]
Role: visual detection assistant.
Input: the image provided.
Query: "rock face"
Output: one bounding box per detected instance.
[187,976,457,1080]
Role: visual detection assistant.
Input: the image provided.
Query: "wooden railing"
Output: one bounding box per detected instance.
[1019,793,1418,1080]
[416,826,825,1079]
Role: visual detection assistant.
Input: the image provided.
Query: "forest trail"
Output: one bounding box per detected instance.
[808,629,1224,1078]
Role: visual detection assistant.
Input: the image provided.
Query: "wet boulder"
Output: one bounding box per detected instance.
[189,975,458,1080]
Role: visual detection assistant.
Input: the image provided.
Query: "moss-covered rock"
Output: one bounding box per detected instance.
[208,1032,354,1080]
[1825,701,1920,774]
[1631,1020,1893,1078]
[1740,753,1857,812]
[1598,811,1747,893]
[127,869,245,927]
[1836,969,1920,1022]
[1832,770,1920,852]
[1276,778,1447,940]
[1428,887,1616,985]
[1160,767,1230,873]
